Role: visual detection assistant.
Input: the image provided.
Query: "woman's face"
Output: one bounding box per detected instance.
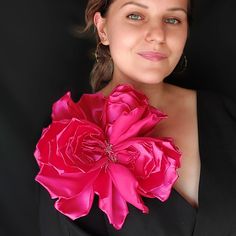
[94,0,188,85]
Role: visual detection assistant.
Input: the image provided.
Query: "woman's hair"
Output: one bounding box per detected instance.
[84,0,193,92]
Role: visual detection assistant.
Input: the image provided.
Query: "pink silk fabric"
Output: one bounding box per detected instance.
[34,84,181,230]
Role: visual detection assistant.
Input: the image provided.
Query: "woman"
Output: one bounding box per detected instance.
[90,0,199,208]
[36,0,236,235]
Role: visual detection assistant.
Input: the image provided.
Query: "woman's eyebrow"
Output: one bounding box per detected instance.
[167,7,187,15]
[120,1,148,9]
[120,3,187,15]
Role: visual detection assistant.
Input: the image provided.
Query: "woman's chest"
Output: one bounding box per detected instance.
[153,108,200,208]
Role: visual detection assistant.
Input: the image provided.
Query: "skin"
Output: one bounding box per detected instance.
[94,0,200,208]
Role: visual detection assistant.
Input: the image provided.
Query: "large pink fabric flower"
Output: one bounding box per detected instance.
[34,84,181,230]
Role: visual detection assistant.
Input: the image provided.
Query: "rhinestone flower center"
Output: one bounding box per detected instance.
[105,142,117,163]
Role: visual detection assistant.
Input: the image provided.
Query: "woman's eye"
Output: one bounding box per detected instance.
[127,13,143,21]
[165,18,180,25]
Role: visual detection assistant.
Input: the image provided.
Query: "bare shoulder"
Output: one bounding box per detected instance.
[165,83,196,104]
[161,83,197,117]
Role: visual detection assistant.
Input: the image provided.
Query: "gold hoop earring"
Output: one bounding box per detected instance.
[95,42,103,62]
[181,55,188,72]
[174,55,188,73]
[95,41,112,63]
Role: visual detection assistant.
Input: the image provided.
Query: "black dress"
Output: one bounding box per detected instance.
[38,90,236,236]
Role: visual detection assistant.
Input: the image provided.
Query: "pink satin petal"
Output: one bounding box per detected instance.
[94,171,129,230]
[55,118,106,172]
[116,137,180,170]
[52,92,105,124]
[108,163,148,214]
[106,106,146,142]
[138,154,179,200]
[109,108,166,145]
[156,138,181,168]
[103,84,166,143]
[35,121,73,171]
[55,185,94,220]
[146,167,179,201]
[114,137,180,201]
[102,84,147,125]
[52,92,85,121]
[35,164,100,198]
[115,137,162,174]
[78,93,105,125]
[35,119,106,173]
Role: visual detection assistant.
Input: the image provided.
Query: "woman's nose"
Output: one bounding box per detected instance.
[145,23,166,44]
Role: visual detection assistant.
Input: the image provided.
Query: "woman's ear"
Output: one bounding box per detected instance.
[94,12,109,45]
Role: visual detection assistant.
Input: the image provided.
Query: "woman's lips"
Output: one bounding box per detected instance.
[137,51,168,62]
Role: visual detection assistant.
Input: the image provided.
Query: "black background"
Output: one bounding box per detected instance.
[0,0,235,235]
